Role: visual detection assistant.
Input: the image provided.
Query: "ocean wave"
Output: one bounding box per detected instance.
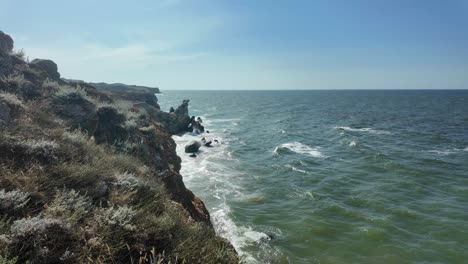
[349,140,357,147]
[274,142,326,158]
[285,164,307,174]
[427,148,468,155]
[173,125,270,262]
[335,126,391,135]
[208,118,242,123]
[427,150,457,155]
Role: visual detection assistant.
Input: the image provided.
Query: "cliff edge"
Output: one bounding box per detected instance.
[0,31,237,263]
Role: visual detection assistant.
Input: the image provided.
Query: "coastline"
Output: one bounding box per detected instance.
[0,31,238,263]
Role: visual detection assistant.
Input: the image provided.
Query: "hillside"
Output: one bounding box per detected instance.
[0,31,237,263]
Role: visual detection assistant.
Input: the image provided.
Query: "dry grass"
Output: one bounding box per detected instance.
[1,74,28,86]
[0,55,238,263]
[0,92,25,108]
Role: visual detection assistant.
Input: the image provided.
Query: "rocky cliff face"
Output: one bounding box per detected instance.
[0,31,237,263]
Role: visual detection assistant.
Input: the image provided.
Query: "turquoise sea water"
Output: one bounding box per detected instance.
[159,90,468,264]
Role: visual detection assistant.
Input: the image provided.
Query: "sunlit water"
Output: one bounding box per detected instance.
[159,90,468,264]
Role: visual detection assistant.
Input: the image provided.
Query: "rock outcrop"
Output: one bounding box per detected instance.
[0,31,14,54]
[0,31,237,263]
[30,59,61,80]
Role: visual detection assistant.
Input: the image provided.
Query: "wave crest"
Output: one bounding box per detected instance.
[274,142,325,158]
[335,126,390,135]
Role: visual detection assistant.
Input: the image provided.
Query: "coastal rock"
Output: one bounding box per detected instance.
[175,99,190,116]
[53,92,97,131]
[147,100,192,134]
[105,90,159,109]
[30,59,61,80]
[94,106,127,144]
[0,31,14,54]
[185,140,201,153]
[89,82,160,93]
[0,31,238,263]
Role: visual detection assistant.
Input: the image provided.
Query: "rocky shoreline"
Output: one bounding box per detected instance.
[0,31,237,263]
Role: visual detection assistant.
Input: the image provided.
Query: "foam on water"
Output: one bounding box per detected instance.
[349,140,357,147]
[172,120,270,263]
[427,150,457,155]
[335,126,391,135]
[285,164,307,174]
[274,142,326,158]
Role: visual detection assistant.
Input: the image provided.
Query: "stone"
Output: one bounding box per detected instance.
[53,92,97,131]
[184,140,201,153]
[93,106,127,144]
[30,59,60,80]
[0,31,13,54]
[175,99,189,116]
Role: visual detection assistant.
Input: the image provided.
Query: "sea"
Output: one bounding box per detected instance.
[158,90,468,264]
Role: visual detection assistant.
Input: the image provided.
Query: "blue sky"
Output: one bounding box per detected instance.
[1,0,468,90]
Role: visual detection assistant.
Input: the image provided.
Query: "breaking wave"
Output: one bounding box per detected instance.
[274,142,326,158]
[335,126,391,135]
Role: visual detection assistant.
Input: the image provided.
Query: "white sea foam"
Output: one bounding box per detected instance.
[172,118,270,263]
[428,150,457,155]
[274,142,326,158]
[335,126,391,135]
[285,164,307,174]
[349,140,357,147]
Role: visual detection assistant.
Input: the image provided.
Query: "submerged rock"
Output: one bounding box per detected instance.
[185,141,201,153]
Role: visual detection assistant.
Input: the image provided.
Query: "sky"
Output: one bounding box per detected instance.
[1,0,468,90]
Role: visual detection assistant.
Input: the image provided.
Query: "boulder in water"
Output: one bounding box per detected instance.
[185,140,201,153]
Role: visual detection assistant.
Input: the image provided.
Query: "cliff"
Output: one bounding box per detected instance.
[0,31,237,263]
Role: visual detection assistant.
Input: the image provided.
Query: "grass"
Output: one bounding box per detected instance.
[0,48,238,263]
[0,92,25,108]
[1,126,237,262]
[1,75,27,86]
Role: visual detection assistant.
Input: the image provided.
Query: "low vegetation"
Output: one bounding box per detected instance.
[0,40,237,263]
